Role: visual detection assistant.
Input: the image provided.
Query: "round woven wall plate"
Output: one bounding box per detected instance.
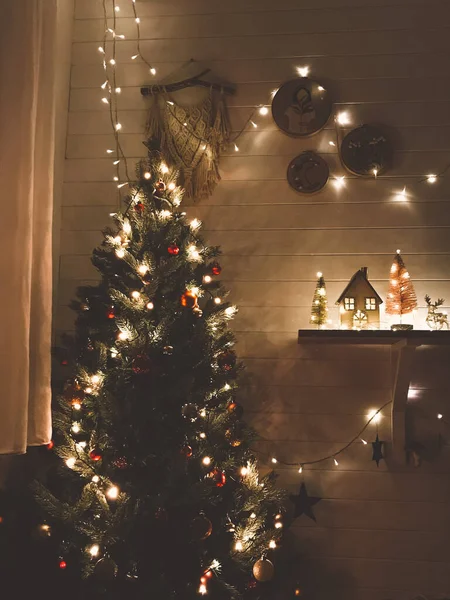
[340,124,393,176]
[287,151,329,194]
[272,78,332,137]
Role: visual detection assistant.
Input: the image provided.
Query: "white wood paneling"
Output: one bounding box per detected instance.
[60,2,450,597]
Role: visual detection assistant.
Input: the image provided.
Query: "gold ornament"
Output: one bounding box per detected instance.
[253,557,274,582]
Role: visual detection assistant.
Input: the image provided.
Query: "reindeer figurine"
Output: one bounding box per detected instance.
[425,295,449,330]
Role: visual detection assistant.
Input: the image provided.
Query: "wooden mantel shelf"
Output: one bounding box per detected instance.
[298,329,450,346]
[298,328,450,463]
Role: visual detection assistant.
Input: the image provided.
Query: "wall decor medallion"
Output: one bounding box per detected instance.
[340,124,393,176]
[272,78,332,137]
[287,151,329,193]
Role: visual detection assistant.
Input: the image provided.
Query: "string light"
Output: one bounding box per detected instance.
[259,106,269,116]
[368,409,382,424]
[98,46,105,53]
[250,120,258,128]
[214,297,221,305]
[160,163,169,174]
[395,187,407,201]
[106,486,119,500]
[146,302,154,310]
[131,291,140,300]
[116,248,125,258]
[202,456,211,466]
[168,182,176,191]
[224,306,237,318]
[437,413,443,420]
[106,149,114,154]
[240,466,248,476]
[113,159,120,165]
[336,111,350,125]
[333,176,345,189]
[329,141,336,146]
[427,174,437,184]
[275,521,283,529]
[118,331,129,341]
[203,275,212,284]
[66,457,76,469]
[92,475,100,483]
[190,218,201,230]
[269,540,277,549]
[131,54,139,60]
[199,432,206,439]
[89,544,100,557]
[250,512,256,519]
[138,264,149,275]
[72,402,82,411]
[271,457,277,464]
[298,465,303,473]
[150,67,157,76]
[361,438,368,445]
[115,123,122,131]
[115,87,121,94]
[296,66,310,77]
[101,97,109,104]
[234,144,239,152]
[234,541,243,551]
[117,182,128,189]
[71,423,81,434]
[333,457,339,466]
[109,59,116,66]
[199,583,207,595]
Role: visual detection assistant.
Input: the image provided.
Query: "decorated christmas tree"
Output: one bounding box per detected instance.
[36,142,284,599]
[309,272,328,328]
[385,250,417,323]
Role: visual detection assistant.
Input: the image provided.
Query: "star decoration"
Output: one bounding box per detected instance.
[372,434,384,467]
[290,482,321,522]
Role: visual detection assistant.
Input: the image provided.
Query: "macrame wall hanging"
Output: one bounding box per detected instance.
[145,90,230,200]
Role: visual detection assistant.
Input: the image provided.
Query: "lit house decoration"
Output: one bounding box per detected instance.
[336,267,382,329]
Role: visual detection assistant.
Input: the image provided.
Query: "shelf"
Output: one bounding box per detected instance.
[298,329,450,346]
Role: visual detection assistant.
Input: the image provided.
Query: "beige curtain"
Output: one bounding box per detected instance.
[0,0,58,454]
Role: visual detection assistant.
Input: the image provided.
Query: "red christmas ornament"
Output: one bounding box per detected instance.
[217,351,236,372]
[59,560,67,570]
[89,447,102,462]
[134,201,144,213]
[227,402,244,419]
[0,516,4,524]
[190,514,213,541]
[181,290,199,310]
[107,307,115,319]
[155,180,166,193]
[167,243,180,256]
[132,355,152,374]
[211,262,222,276]
[209,469,226,487]
[47,440,55,450]
[113,456,128,469]
[181,445,193,458]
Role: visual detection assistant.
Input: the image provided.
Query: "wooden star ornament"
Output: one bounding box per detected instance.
[290,482,321,522]
[372,434,384,467]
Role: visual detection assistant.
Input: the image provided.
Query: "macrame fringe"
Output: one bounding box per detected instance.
[145,92,229,200]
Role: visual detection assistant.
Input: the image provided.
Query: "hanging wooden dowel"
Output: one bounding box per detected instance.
[141,70,235,96]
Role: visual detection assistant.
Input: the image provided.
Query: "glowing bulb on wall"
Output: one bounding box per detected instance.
[259,105,269,116]
[269,540,277,549]
[89,544,100,557]
[296,66,310,77]
[150,67,157,76]
[106,486,119,500]
[336,111,350,125]
[368,409,382,424]
[333,176,345,189]
[427,174,437,184]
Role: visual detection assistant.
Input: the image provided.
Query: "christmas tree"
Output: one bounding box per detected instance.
[309,272,328,328]
[385,250,418,317]
[36,142,284,599]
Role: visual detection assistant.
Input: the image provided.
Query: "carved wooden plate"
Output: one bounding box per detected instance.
[272,78,332,137]
[341,124,393,176]
[287,151,329,194]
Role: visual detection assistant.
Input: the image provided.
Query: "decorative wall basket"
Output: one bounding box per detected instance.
[287,151,329,194]
[272,78,332,137]
[340,124,393,176]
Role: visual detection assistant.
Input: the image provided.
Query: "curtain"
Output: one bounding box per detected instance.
[0,0,58,454]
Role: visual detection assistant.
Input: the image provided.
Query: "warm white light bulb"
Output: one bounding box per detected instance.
[71,422,81,434]
[250,512,256,519]
[101,81,108,90]
[89,544,100,557]
[199,409,207,417]
[144,172,151,180]
[427,174,437,184]
[106,486,119,500]
[203,275,212,283]
[240,466,248,476]
[202,456,211,466]
[106,149,114,154]
[296,66,310,77]
[113,160,120,165]
[336,111,350,126]
[115,123,122,131]
[437,413,443,420]
[214,297,221,305]
[368,409,381,424]
[199,584,207,595]
[269,540,277,549]
[118,331,129,341]
[234,541,243,551]
[117,182,128,189]
[66,457,76,469]
[190,218,201,230]
[160,163,169,174]
[92,475,100,483]
[131,291,140,300]
[334,457,339,466]
[135,17,140,23]
[116,248,125,258]
[150,67,157,76]
[250,120,258,128]
[98,46,105,53]
[298,466,303,473]
[91,374,100,384]
[168,182,176,191]
[115,87,121,94]
[333,176,345,189]
[146,302,154,310]
[109,59,116,66]
[101,97,109,104]
[275,521,283,529]
[271,457,277,464]
[259,106,269,116]
[361,438,368,445]
[329,140,336,146]
[131,54,139,60]
[234,143,239,152]
[138,265,148,275]
[73,402,81,411]
[199,432,206,439]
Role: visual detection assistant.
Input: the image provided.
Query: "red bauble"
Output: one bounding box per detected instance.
[89,447,102,462]
[132,355,152,374]
[209,469,226,487]
[168,244,180,256]
[181,445,193,458]
[217,351,236,372]
[190,514,213,541]
[181,290,199,310]
[59,560,67,570]
[155,180,166,193]
[113,456,128,469]
[107,306,115,319]
[211,262,222,276]
[227,402,244,419]
[47,440,55,450]
[134,201,144,213]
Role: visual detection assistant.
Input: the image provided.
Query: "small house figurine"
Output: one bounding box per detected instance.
[336,267,382,329]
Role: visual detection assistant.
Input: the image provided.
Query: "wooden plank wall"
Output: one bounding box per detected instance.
[60,1,450,598]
